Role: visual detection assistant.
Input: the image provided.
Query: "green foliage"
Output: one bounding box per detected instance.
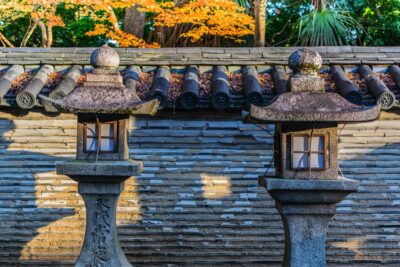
[347,0,400,46]
[1,0,400,47]
[297,3,361,46]
[266,1,305,46]
[52,4,102,47]
[2,17,35,46]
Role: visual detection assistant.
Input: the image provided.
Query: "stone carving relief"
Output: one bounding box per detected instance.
[88,197,111,267]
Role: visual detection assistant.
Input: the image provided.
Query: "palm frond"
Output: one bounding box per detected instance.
[297,4,362,46]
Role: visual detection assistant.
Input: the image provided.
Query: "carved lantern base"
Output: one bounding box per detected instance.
[259,177,359,267]
[57,160,142,267]
[77,182,131,267]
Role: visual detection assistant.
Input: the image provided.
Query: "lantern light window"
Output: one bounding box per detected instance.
[84,121,118,153]
[291,134,327,170]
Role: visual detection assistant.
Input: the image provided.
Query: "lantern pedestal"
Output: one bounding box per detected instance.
[259,177,359,267]
[76,182,131,267]
[57,160,142,267]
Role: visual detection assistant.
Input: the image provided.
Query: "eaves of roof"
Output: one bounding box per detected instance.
[0,47,399,113]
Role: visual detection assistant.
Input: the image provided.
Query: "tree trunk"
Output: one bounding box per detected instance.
[38,21,48,48]
[254,0,267,47]
[123,5,146,38]
[47,25,53,48]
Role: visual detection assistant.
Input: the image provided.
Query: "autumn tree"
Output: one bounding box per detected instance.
[69,0,254,48]
[0,1,20,47]
[65,0,161,48]
[0,0,64,47]
[153,0,255,47]
[1,0,255,48]
[31,1,64,47]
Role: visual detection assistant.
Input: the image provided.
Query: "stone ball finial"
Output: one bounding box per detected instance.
[90,44,120,70]
[288,48,322,75]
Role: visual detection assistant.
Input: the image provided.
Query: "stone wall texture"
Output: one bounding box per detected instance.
[0,110,399,266]
[1,46,400,66]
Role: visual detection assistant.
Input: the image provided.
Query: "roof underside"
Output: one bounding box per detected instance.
[0,47,400,113]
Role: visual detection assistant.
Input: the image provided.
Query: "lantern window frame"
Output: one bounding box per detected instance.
[290,133,329,171]
[83,121,118,154]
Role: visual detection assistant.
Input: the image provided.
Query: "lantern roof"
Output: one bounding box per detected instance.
[39,45,159,115]
[246,48,381,123]
[248,91,380,122]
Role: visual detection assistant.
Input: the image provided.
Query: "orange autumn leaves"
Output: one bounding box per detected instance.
[67,0,161,48]
[153,0,255,44]
[72,0,255,48]
[31,1,64,28]
[104,29,160,48]
[1,0,255,48]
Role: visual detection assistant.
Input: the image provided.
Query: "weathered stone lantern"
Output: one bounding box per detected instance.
[246,48,380,267]
[41,45,159,267]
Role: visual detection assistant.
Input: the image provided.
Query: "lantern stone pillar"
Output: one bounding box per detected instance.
[261,178,358,267]
[246,48,381,267]
[41,45,160,267]
[58,161,141,267]
[78,183,128,267]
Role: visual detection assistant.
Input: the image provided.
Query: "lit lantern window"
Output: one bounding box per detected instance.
[84,121,117,153]
[291,135,327,170]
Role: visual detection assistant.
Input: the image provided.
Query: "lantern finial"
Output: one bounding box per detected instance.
[90,44,120,70]
[287,48,324,92]
[288,48,322,75]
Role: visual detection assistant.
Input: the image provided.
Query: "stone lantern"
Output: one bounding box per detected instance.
[41,45,159,267]
[245,48,380,267]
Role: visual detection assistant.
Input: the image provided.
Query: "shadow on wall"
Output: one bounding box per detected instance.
[0,115,145,266]
[327,135,400,265]
[0,118,76,264]
[0,114,282,266]
[119,118,400,266]
[2,114,399,266]
[118,117,284,266]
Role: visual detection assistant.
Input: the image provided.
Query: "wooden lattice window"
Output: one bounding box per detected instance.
[84,121,118,153]
[291,134,328,170]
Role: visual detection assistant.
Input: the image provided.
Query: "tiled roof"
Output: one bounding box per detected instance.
[0,47,400,112]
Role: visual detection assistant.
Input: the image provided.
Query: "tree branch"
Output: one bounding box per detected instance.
[0,32,14,47]
[20,19,39,47]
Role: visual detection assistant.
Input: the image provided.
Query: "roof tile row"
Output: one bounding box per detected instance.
[1,47,400,112]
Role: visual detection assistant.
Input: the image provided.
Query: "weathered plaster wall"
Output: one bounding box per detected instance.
[0,110,399,266]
